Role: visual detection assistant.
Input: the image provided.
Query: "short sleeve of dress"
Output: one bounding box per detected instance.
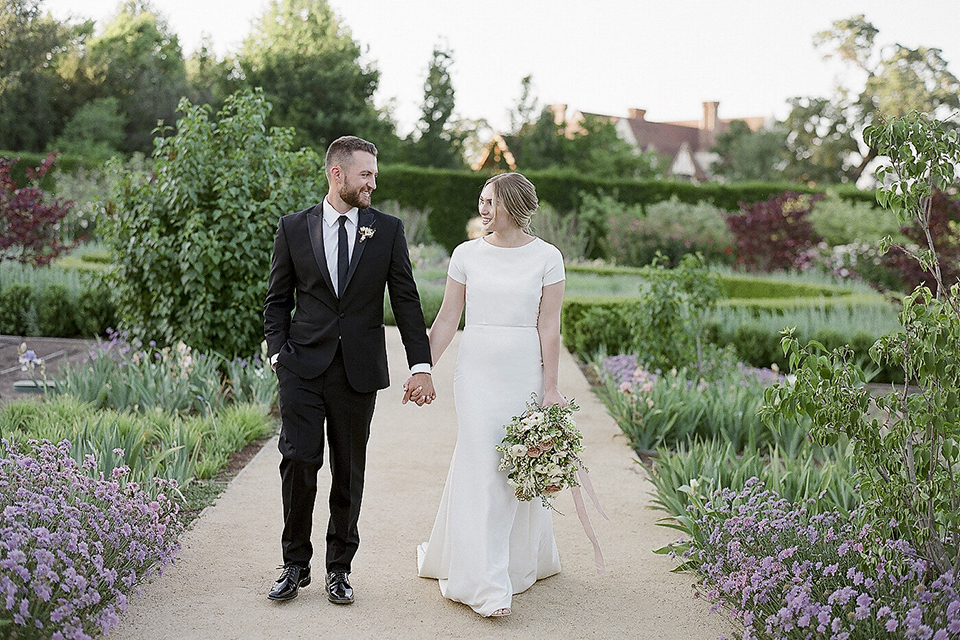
[447,243,467,284]
[543,242,565,286]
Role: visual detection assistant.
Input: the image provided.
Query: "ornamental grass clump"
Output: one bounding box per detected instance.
[0,439,183,639]
[677,479,960,640]
[594,354,799,453]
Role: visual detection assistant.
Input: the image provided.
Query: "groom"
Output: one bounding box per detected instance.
[263,135,435,605]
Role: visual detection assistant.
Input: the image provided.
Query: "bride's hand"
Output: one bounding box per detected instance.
[542,387,567,409]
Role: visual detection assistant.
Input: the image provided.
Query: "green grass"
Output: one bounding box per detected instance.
[53,242,112,271]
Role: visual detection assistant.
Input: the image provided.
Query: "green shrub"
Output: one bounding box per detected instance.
[809,190,907,246]
[106,90,326,356]
[0,281,31,335]
[601,195,735,267]
[560,296,636,357]
[530,202,591,262]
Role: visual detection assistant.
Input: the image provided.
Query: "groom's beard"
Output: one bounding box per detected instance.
[340,183,372,209]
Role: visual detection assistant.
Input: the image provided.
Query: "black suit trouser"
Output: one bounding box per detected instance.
[276,346,377,572]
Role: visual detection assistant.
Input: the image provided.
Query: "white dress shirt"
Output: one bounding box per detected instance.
[322,197,357,296]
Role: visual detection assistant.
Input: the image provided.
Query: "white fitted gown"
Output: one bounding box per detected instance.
[417,236,565,616]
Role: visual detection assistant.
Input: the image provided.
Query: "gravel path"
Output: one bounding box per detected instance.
[107,327,733,640]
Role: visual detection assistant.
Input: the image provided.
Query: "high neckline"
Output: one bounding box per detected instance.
[480,236,537,249]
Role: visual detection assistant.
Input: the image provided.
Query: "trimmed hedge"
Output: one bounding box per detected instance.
[376,165,878,254]
[719,274,850,300]
[0,280,115,338]
[560,295,903,383]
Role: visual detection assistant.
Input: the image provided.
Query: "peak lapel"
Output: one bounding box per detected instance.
[306,205,336,297]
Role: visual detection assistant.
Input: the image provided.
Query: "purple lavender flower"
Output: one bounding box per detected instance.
[0,439,183,638]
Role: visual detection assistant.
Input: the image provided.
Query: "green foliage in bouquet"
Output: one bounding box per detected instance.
[496,394,584,509]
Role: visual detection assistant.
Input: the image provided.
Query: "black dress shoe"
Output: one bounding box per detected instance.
[268,564,311,601]
[325,570,354,604]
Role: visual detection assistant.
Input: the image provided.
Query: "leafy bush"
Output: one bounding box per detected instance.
[376,200,433,246]
[0,438,183,639]
[798,241,906,292]
[726,192,823,272]
[530,202,591,262]
[883,189,960,294]
[602,195,735,267]
[0,281,32,335]
[762,113,960,573]
[0,153,74,266]
[808,191,905,246]
[106,89,325,356]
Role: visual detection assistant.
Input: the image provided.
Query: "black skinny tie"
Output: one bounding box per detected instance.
[337,215,349,298]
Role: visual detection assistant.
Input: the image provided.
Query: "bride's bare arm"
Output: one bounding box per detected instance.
[429,276,466,366]
[537,280,566,407]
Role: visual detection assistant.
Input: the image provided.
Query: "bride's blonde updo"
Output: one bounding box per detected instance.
[483,172,538,232]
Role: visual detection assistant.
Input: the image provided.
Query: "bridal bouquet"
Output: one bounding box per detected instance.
[497,394,585,509]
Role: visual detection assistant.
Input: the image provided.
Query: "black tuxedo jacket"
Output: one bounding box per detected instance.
[263,203,431,393]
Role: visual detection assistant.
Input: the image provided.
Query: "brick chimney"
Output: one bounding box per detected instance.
[627,108,646,121]
[700,101,720,148]
[547,103,567,126]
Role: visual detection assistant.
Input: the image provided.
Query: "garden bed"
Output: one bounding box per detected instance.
[0,334,95,403]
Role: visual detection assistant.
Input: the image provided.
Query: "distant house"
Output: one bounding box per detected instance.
[472,132,517,172]
[554,102,769,182]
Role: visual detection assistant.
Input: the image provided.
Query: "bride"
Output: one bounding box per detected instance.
[417,172,567,617]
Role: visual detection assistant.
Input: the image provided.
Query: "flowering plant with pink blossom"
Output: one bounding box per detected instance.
[0,439,183,639]
[496,394,584,508]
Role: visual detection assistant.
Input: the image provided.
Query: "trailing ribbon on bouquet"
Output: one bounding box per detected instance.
[571,469,609,576]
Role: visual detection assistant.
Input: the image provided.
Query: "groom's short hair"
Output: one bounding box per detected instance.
[326,136,378,174]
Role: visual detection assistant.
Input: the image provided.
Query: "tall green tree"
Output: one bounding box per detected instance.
[711,119,788,182]
[0,0,85,151]
[563,114,661,179]
[508,74,539,136]
[51,96,126,162]
[238,0,396,151]
[508,107,565,171]
[783,14,960,184]
[86,0,188,153]
[405,45,464,168]
[185,35,242,114]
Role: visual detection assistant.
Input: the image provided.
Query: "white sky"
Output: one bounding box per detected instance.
[44,0,960,136]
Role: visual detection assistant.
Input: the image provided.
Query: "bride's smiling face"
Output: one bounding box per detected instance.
[478,183,517,234]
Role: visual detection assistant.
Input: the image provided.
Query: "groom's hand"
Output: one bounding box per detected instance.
[402,373,436,406]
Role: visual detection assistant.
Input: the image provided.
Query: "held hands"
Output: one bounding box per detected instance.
[541,386,567,409]
[402,372,436,407]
